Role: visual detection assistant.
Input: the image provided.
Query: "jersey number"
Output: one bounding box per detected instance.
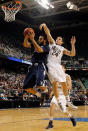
[52,46,61,57]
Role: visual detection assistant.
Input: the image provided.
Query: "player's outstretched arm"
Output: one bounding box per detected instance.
[40,23,54,44]
[23,35,31,48]
[63,36,76,56]
[28,33,44,53]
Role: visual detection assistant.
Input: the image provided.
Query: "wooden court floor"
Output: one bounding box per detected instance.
[0,106,88,131]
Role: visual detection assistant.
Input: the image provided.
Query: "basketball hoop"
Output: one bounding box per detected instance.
[1,1,22,22]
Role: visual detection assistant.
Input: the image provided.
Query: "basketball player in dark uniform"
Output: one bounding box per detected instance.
[23,31,49,98]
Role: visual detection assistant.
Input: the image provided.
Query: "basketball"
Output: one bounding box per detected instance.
[24,27,35,36]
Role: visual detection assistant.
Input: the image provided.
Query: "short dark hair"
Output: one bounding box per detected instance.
[56,36,64,43]
[39,34,48,44]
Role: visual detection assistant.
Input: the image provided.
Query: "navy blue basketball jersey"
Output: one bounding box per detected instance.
[31,43,49,64]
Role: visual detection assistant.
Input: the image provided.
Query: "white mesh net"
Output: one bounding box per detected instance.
[1,1,22,22]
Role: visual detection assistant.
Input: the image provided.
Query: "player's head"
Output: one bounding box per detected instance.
[38,35,46,45]
[56,36,64,45]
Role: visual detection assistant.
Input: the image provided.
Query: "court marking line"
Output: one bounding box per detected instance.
[0,118,41,125]
[43,118,88,122]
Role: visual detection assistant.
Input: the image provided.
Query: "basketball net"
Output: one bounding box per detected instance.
[1,1,22,22]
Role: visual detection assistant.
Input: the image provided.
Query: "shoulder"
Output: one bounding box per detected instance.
[45,43,49,48]
[41,44,50,52]
[41,43,49,49]
[59,45,64,51]
[49,42,56,48]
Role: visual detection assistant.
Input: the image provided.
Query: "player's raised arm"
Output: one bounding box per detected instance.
[40,23,54,44]
[28,33,44,53]
[23,35,31,48]
[63,36,76,56]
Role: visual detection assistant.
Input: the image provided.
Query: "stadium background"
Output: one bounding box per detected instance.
[0,0,88,108]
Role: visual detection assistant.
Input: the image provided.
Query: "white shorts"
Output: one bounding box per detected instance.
[47,63,66,83]
[50,95,67,113]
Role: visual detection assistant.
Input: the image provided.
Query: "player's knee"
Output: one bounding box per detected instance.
[50,103,56,109]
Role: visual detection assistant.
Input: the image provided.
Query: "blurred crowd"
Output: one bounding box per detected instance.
[0,43,31,61]
[0,69,44,101]
[0,34,88,68]
[0,34,31,61]
[0,69,88,105]
[62,58,88,69]
[0,69,25,101]
[70,80,88,103]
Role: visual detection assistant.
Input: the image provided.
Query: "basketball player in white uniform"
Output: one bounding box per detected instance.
[46,86,76,129]
[39,23,76,103]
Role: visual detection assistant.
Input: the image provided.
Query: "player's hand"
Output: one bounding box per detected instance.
[70,36,76,45]
[28,33,35,40]
[25,34,30,39]
[39,23,46,30]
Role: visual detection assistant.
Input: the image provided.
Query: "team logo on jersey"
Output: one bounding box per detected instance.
[51,46,61,57]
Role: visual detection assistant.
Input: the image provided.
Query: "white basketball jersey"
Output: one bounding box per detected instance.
[47,42,64,64]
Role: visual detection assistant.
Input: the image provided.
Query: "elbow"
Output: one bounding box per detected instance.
[23,42,31,48]
[38,49,43,53]
[72,54,75,57]
[23,43,28,48]
[23,43,27,48]
[23,43,26,47]
[71,52,76,56]
[73,52,76,56]
[38,50,43,53]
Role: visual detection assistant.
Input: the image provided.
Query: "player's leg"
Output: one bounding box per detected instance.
[66,85,78,109]
[60,82,68,96]
[56,64,69,97]
[52,82,68,102]
[58,95,76,127]
[46,96,57,129]
[62,67,78,109]
[23,65,41,97]
[60,82,72,105]
[25,88,41,97]
[46,103,55,129]
[53,81,69,101]
[52,64,68,99]
[36,64,48,93]
[64,112,76,126]
[52,81,59,100]
[66,95,78,109]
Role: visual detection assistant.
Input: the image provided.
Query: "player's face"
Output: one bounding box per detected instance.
[38,36,44,44]
[56,37,63,45]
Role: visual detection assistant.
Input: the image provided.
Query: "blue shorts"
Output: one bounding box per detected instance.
[23,63,46,89]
